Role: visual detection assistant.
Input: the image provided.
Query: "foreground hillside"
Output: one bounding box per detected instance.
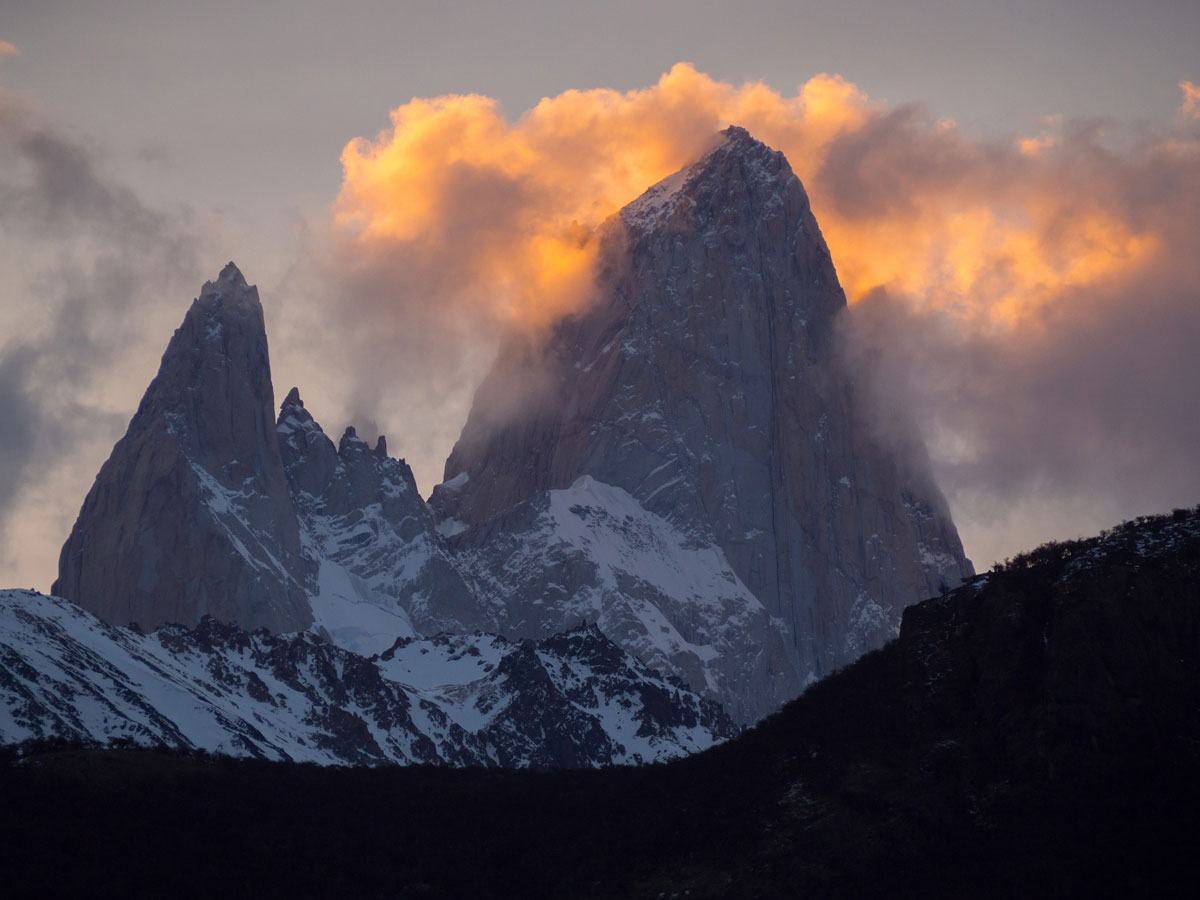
[3,507,1197,898]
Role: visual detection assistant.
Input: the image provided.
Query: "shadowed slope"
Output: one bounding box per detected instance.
[9,506,1198,898]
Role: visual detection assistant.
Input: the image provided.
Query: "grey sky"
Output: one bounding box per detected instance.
[1,0,1198,588]
[4,1,1197,224]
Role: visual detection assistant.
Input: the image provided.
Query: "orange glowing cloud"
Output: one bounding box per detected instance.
[1181,81,1200,120]
[334,64,881,329]
[0,40,18,56]
[334,63,1171,334]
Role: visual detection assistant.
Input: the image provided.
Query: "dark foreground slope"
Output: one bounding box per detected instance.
[4,508,1198,899]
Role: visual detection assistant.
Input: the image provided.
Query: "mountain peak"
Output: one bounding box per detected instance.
[620,126,794,231]
[439,123,971,721]
[54,266,311,634]
[197,261,258,312]
[217,260,247,288]
[714,124,758,153]
[711,124,783,165]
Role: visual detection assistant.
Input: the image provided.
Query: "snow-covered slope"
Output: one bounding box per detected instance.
[450,476,794,724]
[276,389,484,654]
[0,590,734,767]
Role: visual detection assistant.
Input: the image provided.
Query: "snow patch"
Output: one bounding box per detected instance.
[441,471,470,492]
[621,167,691,229]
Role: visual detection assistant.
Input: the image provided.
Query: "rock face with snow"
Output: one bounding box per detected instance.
[53,264,314,634]
[0,590,734,767]
[433,128,972,722]
[52,263,482,653]
[38,265,733,763]
[440,475,796,725]
[43,125,972,737]
[276,388,483,653]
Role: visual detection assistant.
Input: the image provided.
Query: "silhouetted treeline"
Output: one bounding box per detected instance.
[3,506,1199,898]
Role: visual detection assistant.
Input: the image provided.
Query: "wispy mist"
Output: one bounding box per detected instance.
[0,88,209,586]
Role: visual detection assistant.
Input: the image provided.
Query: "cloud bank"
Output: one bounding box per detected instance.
[3,65,1197,588]
[324,64,1200,565]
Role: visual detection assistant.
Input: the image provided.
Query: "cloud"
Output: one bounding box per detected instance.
[3,63,1195,587]
[806,94,1200,563]
[1181,81,1200,120]
[0,87,209,587]
[327,64,1200,565]
[314,65,886,489]
[331,65,882,329]
[0,41,18,57]
[332,63,1176,336]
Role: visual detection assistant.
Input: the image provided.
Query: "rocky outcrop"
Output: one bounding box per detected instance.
[434,128,972,721]
[49,260,483,651]
[53,263,313,633]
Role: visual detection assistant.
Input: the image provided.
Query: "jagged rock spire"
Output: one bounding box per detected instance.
[275,388,486,646]
[54,264,313,633]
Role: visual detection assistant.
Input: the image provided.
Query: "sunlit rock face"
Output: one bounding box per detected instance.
[53,264,314,633]
[434,127,973,723]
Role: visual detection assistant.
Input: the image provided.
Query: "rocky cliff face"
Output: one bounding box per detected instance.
[53,264,313,633]
[434,128,972,721]
[51,263,482,650]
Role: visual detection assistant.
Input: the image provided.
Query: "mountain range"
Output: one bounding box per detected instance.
[5,126,971,762]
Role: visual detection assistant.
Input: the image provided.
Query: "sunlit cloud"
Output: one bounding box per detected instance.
[0,40,19,57]
[1180,80,1200,120]
[335,64,1173,335]
[333,64,881,330]
[328,64,1200,567]
[1016,114,1062,156]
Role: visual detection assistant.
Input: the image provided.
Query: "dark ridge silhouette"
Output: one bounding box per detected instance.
[4,506,1198,898]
